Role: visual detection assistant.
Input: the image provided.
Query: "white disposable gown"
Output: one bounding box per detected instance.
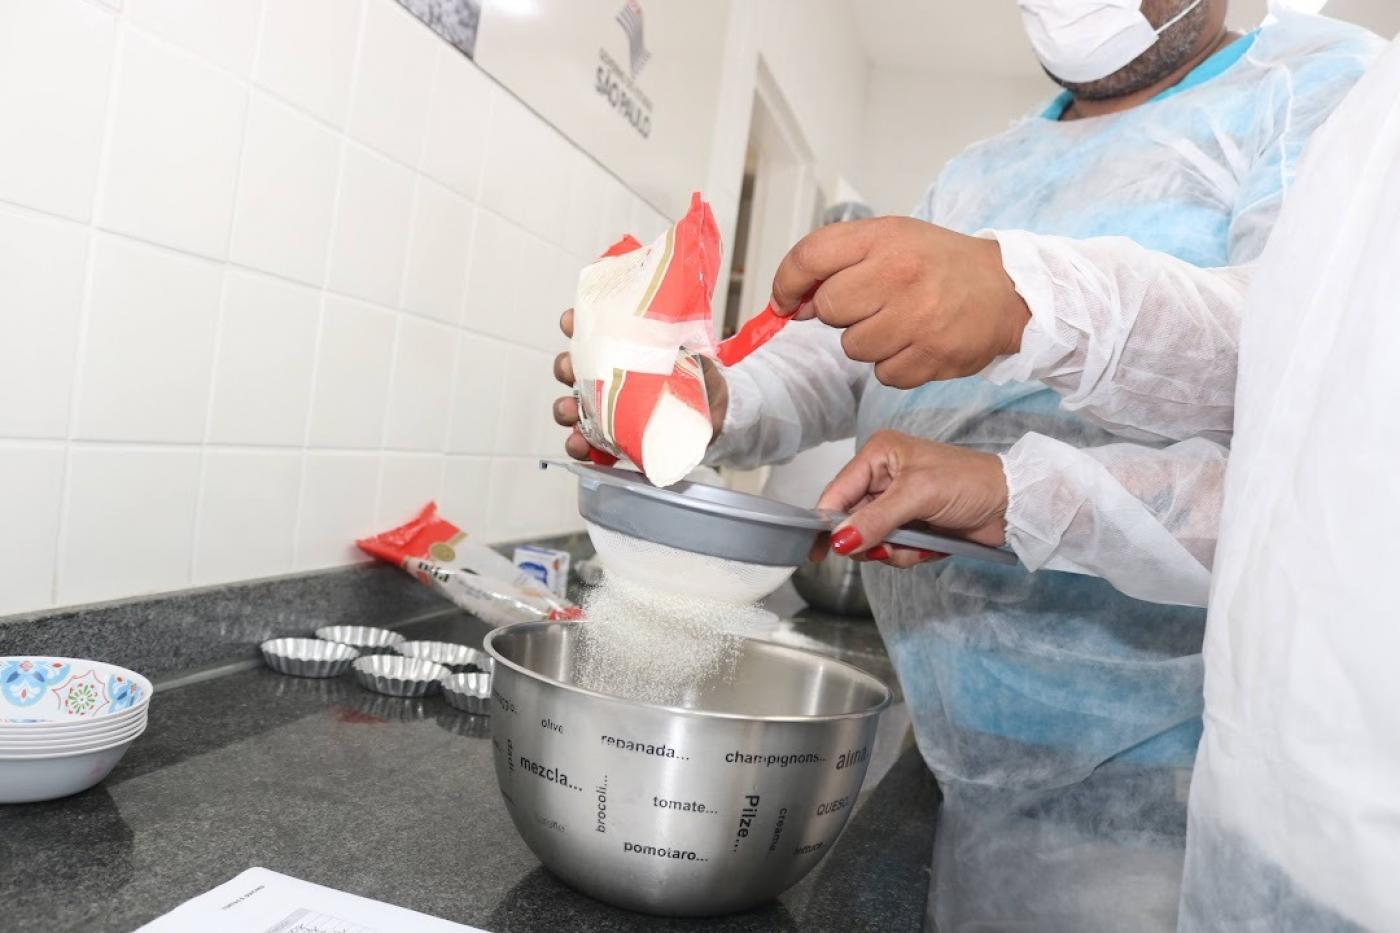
[710,12,1381,931]
[1177,35,1400,932]
[963,35,1400,926]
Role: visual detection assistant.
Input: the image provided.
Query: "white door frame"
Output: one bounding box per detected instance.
[735,58,819,327]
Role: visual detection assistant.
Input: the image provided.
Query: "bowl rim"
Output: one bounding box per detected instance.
[314,625,406,646]
[439,671,491,696]
[484,620,892,724]
[0,656,153,723]
[0,711,148,738]
[0,723,146,753]
[352,654,449,679]
[0,735,139,761]
[395,640,481,662]
[261,637,360,661]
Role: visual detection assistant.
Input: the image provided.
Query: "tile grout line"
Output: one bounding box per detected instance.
[50,18,129,607]
[375,23,448,523]
[290,0,371,570]
[187,0,271,587]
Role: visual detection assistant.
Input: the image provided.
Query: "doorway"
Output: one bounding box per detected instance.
[721,61,822,340]
[718,62,823,496]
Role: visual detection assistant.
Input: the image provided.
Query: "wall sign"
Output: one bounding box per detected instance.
[470,0,730,219]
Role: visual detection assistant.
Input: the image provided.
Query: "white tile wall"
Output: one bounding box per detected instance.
[127,0,264,76]
[206,271,320,446]
[327,143,415,307]
[293,451,380,570]
[400,179,475,325]
[0,0,115,222]
[308,294,397,449]
[99,27,248,258]
[421,43,491,198]
[58,446,202,605]
[439,455,493,541]
[376,453,445,526]
[254,0,362,128]
[383,315,457,451]
[0,207,90,439]
[1,0,672,614]
[348,0,436,168]
[229,92,342,285]
[0,445,67,615]
[480,91,573,244]
[72,236,223,442]
[193,448,301,585]
[448,333,509,455]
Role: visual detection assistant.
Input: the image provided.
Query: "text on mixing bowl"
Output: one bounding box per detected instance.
[724,751,822,767]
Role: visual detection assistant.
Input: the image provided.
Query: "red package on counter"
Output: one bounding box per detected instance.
[357,503,581,626]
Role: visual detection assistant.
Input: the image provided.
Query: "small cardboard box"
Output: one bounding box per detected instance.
[512,545,571,598]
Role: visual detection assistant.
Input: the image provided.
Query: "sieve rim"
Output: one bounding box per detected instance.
[484,621,892,724]
[544,459,831,531]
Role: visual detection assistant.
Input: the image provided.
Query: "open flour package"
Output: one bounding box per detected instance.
[570,192,723,488]
[357,503,581,626]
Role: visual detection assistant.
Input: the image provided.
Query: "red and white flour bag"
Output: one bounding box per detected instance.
[357,503,581,627]
[571,192,723,487]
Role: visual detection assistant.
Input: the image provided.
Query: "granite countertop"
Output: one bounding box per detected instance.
[0,601,936,933]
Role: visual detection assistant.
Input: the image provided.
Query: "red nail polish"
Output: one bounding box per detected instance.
[830,527,863,554]
[866,545,891,561]
[918,549,945,561]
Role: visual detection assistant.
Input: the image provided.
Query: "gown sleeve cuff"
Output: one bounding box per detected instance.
[998,433,1085,572]
[975,228,1075,386]
[703,361,761,465]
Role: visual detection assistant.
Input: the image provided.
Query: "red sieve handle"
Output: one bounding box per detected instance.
[717,303,790,367]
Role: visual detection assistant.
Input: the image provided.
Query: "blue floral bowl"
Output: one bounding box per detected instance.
[0,657,152,727]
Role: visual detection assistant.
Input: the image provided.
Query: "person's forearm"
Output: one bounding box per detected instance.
[1000,433,1225,607]
[983,230,1251,446]
[705,319,868,469]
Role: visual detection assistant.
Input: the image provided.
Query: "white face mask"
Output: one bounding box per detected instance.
[1017,0,1206,84]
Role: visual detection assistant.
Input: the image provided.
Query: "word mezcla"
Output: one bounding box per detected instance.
[518,755,570,788]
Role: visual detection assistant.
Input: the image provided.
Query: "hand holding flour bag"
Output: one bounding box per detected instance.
[571,193,722,487]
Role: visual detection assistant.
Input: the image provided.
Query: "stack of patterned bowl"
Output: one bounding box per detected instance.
[0,656,152,804]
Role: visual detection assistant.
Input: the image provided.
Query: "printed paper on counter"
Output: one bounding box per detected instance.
[135,867,489,933]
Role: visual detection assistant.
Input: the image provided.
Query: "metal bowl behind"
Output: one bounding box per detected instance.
[791,556,872,617]
[484,621,889,916]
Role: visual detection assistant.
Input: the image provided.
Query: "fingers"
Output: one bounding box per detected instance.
[553,351,574,387]
[807,264,884,329]
[552,395,578,427]
[829,474,930,558]
[816,447,887,515]
[564,428,592,461]
[880,546,946,568]
[816,431,903,515]
[847,543,944,568]
[771,220,881,314]
[873,344,945,389]
[560,307,574,338]
[841,314,908,366]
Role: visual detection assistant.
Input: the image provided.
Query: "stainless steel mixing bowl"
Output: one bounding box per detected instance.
[791,555,871,617]
[484,621,891,916]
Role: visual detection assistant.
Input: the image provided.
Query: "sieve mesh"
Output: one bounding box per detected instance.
[585,522,796,604]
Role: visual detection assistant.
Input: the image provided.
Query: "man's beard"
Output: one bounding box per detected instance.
[1049,1,1211,101]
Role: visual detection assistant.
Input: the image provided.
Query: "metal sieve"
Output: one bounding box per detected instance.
[544,460,1019,569]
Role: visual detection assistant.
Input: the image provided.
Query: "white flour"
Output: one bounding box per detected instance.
[572,573,777,708]
[637,389,713,488]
